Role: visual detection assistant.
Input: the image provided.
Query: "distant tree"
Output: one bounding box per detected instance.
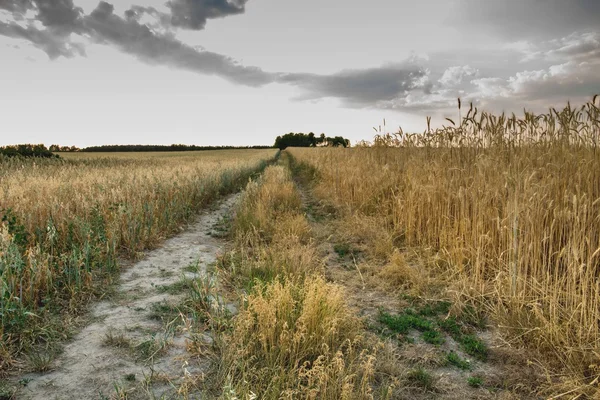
[0,144,59,158]
[273,132,350,149]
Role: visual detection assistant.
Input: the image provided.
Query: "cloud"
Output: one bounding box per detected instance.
[438,65,478,88]
[456,0,600,40]
[167,0,248,30]
[84,1,274,86]
[0,19,84,58]
[0,0,431,106]
[279,64,429,107]
[3,0,594,115]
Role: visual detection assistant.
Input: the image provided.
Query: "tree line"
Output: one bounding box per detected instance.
[80,144,273,152]
[0,144,59,158]
[273,133,350,149]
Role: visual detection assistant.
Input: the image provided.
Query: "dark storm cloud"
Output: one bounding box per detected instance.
[279,64,429,107]
[167,0,248,30]
[457,0,600,39]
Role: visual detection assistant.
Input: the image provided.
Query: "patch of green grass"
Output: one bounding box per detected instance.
[437,316,462,337]
[378,311,434,335]
[446,352,471,370]
[406,368,434,391]
[460,334,488,361]
[419,301,452,317]
[467,376,484,388]
[156,278,193,295]
[422,329,444,345]
[380,309,444,345]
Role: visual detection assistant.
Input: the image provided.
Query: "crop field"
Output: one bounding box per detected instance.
[0,149,276,373]
[1,100,600,399]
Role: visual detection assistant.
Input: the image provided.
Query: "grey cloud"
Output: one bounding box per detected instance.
[0,0,431,109]
[456,0,600,39]
[36,0,83,30]
[84,1,273,87]
[0,20,84,58]
[167,0,248,30]
[0,0,84,57]
[279,64,429,107]
[0,0,32,14]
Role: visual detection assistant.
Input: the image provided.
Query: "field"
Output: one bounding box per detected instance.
[0,149,276,373]
[1,99,600,399]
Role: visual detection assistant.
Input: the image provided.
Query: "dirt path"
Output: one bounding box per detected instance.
[16,193,240,400]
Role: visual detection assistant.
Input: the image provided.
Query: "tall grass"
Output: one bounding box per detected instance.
[288,98,600,395]
[0,149,277,369]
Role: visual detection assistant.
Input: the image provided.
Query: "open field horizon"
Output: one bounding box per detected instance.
[1,98,600,398]
[2,0,600,398]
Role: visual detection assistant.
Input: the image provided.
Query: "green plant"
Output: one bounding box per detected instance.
[406,367,434,391]
[467,376,483,388]
[446,352,471,370]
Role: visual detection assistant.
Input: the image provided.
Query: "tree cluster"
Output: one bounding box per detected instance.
[49,144,81,152]
[0,144,59,158]
[273,132,350,149]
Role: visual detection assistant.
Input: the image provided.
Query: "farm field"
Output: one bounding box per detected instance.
[0,149,277,380]
[1,100,600,399]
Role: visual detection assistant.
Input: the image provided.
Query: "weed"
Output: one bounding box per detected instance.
[25,348,55,372]
[460,334,488,361]
[378,310,433,335]
[156,278,193,295]
[103,330,131,349]
[134,335,168,363]
[467,376,484,388]
[422,329,444,345]
[446,352,471,370]
[406,367,434,391]
[333,243,359,258]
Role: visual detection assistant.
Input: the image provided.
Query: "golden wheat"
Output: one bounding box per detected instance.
[288,98,600,395]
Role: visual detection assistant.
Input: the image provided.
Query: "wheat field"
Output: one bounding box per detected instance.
[287,99,600,393]
[0,149,277,370]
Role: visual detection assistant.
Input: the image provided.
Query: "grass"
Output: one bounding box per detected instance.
[103,330,132,349]
[201,164,377,399]
[446,352,471,370]
[406,367,434,391]
[467,376,484,388]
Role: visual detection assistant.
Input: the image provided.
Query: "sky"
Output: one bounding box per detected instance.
[1,0,599,147]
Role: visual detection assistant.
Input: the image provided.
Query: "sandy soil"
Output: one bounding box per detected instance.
[16,193,240,400]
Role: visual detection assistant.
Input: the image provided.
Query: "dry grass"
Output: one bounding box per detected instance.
[0,149,277,369]
[212,164,377,399]
[288,98,600,396]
